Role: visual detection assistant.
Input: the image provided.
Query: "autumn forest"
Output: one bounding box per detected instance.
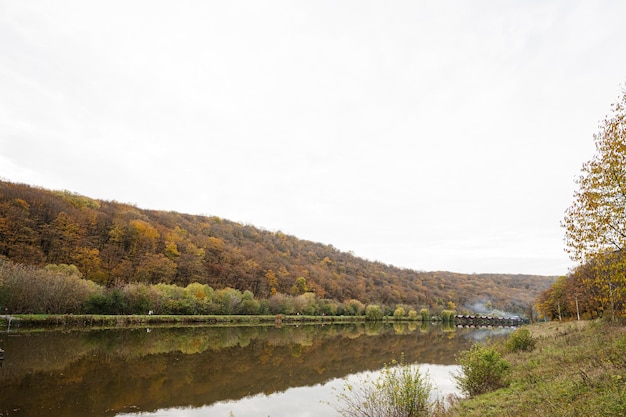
[0,180,555,316]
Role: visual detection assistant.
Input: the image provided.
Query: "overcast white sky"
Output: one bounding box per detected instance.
[1,1,626,276]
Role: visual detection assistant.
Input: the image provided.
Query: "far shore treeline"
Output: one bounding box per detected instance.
[0,181,555,317]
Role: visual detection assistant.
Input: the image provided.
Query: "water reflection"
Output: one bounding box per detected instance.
[117,379,347,417]
[0,322,512,417]
[116,363,460,417]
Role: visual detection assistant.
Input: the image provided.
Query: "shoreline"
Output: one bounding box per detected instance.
[0,313,519,331]
[0,313,363,329]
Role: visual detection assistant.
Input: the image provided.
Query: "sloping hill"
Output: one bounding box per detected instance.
[0,180,555,313]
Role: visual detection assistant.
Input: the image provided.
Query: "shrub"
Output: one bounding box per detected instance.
[440,309,456,323]
[505,328,536,352]
[123,282,156,314]
[365,304,383,321]
[394,306,406,320]
[420,308,430,322]
[334,354,434,417]
[454,344,510,397]
[84,288,128,314]
[0,260,101,313]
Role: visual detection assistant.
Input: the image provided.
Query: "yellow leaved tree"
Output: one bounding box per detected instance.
[563,89,626,318]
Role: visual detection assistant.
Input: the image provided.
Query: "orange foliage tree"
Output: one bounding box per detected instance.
[562,89,626,318]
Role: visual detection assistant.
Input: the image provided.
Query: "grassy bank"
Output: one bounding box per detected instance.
[0,313,377,329]
[0,313,461,330]
[445,319,626,417]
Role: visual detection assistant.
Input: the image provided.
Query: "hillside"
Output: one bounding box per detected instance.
[0,180,555,314]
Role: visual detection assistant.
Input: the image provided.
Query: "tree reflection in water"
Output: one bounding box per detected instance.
[116,363,461,417]
[0,322,513,417]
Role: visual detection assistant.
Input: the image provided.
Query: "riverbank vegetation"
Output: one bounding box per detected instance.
[334,320,626,417]
[0,313,364,329]
[0,257,523,323]
[334,354,436,417]
[0,258,425,319]
[445,319,626,417]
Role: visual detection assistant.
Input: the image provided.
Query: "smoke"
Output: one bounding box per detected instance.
[465,302,521,319]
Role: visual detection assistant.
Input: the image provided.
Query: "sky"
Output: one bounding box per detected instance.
[1,1,626,276]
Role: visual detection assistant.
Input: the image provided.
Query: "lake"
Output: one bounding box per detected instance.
[0,321,513,417]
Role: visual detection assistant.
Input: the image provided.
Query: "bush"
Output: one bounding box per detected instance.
[454,344,510,397]
[335,354,434,417]
[365,304,383,321]
[505,328,536,353]
[440,309,456,323]
[394,306,406,320]
[0,260,101,314]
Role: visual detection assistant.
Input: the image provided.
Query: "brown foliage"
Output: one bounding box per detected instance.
[0,180,555,313]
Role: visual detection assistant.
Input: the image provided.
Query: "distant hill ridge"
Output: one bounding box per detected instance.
[0,180,555,314]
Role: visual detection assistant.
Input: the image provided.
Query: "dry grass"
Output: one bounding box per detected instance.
[443,319,626,417]
[525,320,589,339]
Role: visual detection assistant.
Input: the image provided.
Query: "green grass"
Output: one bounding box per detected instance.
[444,319,626,417]
[0,313,368,329]
[0,313,448,330]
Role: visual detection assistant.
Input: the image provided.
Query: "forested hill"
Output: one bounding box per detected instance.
[0,180,555,314]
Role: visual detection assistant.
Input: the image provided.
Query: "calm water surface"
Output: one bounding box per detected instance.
[0,322,513,417]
